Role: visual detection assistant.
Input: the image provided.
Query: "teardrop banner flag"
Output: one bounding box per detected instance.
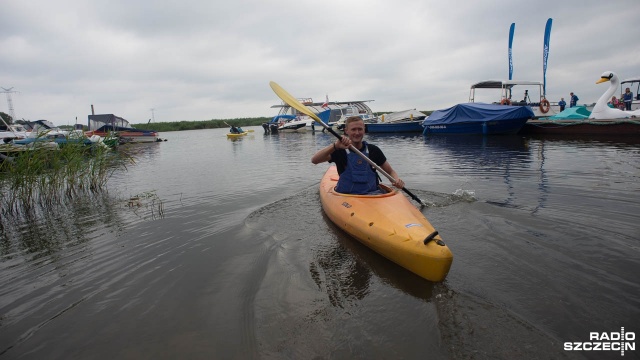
[542,18,553,96]
[508,23,515,80]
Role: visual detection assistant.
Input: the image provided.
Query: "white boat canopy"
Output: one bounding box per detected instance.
[469,80,544,103]
[620,77,640,84]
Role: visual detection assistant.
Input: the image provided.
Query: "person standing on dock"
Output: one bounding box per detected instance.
[570,92,579,108]
[623,87,633,111]
[558,97,566,112]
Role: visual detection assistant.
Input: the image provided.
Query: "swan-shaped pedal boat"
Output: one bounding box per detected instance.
[590,71,640,119]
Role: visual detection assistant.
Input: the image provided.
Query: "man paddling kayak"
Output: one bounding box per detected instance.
[311,116,405,194]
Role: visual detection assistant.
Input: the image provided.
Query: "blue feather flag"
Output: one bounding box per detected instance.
[542,18,553,96]
[508,23,515,80]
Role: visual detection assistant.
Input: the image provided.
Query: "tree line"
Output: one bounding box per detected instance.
[2,111,434,132]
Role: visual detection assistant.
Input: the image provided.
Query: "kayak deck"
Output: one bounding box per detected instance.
[226,132,248,138]
[319,166,453,282]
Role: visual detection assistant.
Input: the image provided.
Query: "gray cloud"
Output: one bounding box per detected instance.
[1,0,639,126]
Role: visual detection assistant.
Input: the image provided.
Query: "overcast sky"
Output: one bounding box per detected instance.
[1,0,639,126]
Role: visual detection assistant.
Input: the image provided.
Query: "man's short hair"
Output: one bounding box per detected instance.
[345,116,363,129]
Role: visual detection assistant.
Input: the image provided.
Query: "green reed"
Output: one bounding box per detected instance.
[0,140,131,217]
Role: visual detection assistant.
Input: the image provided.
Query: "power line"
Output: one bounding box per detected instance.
[1,87,18,121]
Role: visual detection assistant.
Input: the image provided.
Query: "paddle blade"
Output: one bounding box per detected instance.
[269,81,322,123]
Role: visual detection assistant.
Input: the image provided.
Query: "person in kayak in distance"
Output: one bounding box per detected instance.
[311,116,405,194]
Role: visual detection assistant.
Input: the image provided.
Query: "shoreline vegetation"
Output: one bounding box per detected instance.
[9,111,433,133]
[0,141,133,231]
[68,111,434,132]
[129,117,270,132]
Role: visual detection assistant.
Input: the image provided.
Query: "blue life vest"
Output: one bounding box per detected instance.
[335,143,379,194]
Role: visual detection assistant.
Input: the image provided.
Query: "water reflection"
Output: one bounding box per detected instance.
[118,142,162,163]
[0,191,125,261]
[312,212,436,304]
[423,134,531,169]
[524,133,640,147]
[422,135,532,208]
[0,187,165,273]
[245,187,436,310]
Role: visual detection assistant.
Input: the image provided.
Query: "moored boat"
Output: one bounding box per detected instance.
[266,97,377,132]
[319,166,453,282]
[0,124,28,143]
[346,110,426,133]
[468,80,594,118]
[589,71,640,120]
[521,118,640,136]
[279,117,308,132]
[11,120,92,146]
[422,103,534,135]
[520,72,640,137]
[366,120,424,133]
[87,114,160,143]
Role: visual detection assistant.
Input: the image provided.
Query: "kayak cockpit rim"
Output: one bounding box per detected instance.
[326,176,397,198]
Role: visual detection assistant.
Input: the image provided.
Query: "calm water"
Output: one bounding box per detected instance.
[1,127,639,359]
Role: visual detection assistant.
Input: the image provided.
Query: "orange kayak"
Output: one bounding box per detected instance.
[319,166,453,282]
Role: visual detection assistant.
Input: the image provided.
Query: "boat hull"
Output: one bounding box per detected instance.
[278,123,307,132]
[366,121,424,133]
[89,131,159,143]
[423,118,529,135]
[319,166,453,282]
[520,119,640,136]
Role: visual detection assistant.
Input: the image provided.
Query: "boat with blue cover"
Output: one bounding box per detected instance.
[364,109,426,133]
[86,114,160,143]
[422,103,534,135]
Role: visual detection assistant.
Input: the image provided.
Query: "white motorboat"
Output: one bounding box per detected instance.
[277,116,307,132]
[468,80,594,119]
[266,97,377,133]
[26,120,69,138]
[0,124,28,143]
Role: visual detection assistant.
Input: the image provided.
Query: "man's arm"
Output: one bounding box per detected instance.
[311,136,350,164]
[311,142,335,164]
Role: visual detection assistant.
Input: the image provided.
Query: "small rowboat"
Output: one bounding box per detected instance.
[319,166,453,282]
[226,132,248,138]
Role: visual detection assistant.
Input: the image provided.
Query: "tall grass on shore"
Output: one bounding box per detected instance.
[0,141,131,217]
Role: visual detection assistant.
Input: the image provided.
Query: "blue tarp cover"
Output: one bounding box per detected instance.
[423,103,535,125]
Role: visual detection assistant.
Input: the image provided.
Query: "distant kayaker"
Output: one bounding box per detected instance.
[230,126,240,134]
[311,116,405,194]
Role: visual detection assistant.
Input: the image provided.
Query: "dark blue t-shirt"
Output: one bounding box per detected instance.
[329,142,386,174]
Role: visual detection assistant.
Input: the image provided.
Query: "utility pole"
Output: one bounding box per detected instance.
[1,87,18,122]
